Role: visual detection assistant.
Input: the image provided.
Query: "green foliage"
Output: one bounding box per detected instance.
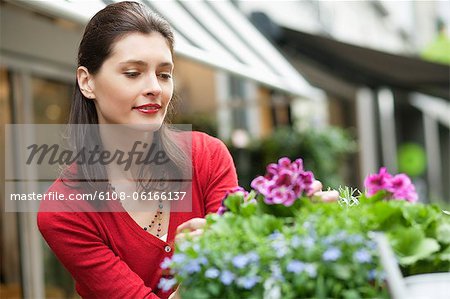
[169,191,449,298]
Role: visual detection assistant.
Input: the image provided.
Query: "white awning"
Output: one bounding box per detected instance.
[11,0,316,97]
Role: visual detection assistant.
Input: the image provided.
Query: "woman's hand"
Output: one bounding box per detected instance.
[310,180,339,202]
[175,218,206,243]
[168,286,181,299]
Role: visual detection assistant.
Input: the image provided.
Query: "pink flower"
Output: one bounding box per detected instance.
[364,168,418,202]
[364,167,392,196]
[389,174,418,202]
[250,157,315,206]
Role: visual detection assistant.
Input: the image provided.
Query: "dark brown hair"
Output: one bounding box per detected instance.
[65,1,188,200]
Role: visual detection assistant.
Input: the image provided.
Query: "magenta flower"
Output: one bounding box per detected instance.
[250,157,315,206]
[364,167,392,196]
[364,168,418,202]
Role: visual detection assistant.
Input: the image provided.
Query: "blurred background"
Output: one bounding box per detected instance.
[1,0,449,298]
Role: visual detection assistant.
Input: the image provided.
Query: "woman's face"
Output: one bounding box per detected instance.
[88,32,174,126]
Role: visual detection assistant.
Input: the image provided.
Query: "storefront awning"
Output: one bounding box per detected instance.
[279,27,450,100]
[11,0,316,98]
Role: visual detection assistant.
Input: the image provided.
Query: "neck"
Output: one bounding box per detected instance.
[99,124,157,183]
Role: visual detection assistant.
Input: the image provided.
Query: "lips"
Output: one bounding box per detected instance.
[133,103,161,114]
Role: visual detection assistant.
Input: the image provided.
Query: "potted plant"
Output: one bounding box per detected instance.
[161,158,450,299]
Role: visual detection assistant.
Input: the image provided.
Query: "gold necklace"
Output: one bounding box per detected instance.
[108,183,164,237]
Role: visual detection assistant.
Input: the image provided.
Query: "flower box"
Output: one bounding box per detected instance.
[162,158,450,299]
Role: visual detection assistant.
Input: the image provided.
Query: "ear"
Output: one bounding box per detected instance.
[76,66,96,99]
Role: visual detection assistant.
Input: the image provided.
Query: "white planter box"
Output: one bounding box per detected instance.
[404,272,450,299]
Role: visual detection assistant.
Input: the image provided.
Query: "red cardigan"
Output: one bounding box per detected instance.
[38,132,238,298]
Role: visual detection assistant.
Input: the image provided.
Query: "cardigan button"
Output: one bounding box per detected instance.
[164,246,171,253]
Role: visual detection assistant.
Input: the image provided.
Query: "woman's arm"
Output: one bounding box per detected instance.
[38,211,160,299]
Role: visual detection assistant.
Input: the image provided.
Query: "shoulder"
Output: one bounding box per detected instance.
[191,131,229,158]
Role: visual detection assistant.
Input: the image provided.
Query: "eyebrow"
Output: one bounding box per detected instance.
[119,60,173,68]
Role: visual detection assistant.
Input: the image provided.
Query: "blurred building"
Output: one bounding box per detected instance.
[240,0,450,202]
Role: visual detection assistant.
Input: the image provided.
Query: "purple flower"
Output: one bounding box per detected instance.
[220,270,235,285]
[217,206,228,216]
[250,157,315,206]
[205,268,220,279]
[158,277,177,292]
[354,249,372,263]
[286,260,305,274]
[237,275,260,289]
[322,247,341,261]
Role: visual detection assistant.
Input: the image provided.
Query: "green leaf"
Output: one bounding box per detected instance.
[315,274,326,299]
[389,227,424,256]
[206,283,220,296]
[240,202,257,217]
[398,238,440,265]
[402,203,440,228]
[224,194,244,213]
[438,246,450,261]
[436,223,450,244]
[332,264,352,280]
[369,201,403,230]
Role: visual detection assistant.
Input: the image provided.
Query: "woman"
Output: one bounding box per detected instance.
[38,2,336,298]
[38,2,238,298]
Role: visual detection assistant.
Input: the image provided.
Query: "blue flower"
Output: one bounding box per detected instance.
[160,257,172,270]
[246,252,260,263]
[286,260,305,274]
[237,275,260,289]
[305,263,317,278]
[354,249,372,263]
[303,236,315,248]
[185,259,201,274]
[268,231,283,240]
[232,254,249,269]
[198,257,208,266]
[205,268,220,279]
[291,236,301,248]
[347,234,364,244]
[270,263,284,281]
[171,253,186,264]
[220,270,235,285]
[157,277,177,292]
[322,247,341,261]
[368,269,377,280]
[271,239,288,258]
[177,240,190,251]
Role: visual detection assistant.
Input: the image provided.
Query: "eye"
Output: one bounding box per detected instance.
[158,73,172,80]
[124,71,141,78]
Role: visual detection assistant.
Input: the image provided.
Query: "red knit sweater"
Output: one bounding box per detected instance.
[38,132,238,298]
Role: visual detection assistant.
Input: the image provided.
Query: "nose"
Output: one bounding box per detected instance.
[144,74,162,97]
